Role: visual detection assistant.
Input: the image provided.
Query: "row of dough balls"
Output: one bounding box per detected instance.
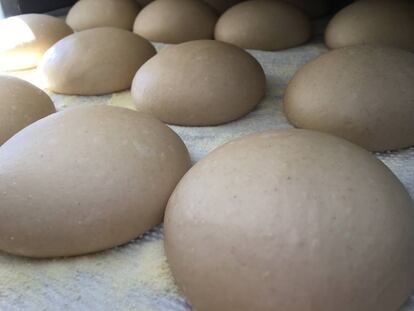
[66,0,414,51]
[0,0,413,153]
[0,104,413,311]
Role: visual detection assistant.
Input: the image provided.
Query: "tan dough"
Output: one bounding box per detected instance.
[0,75,55,145]
[133,0,218,44]
[0,105,191,258]
[284,45,414,151]
[325,0,414,52]
[38,27,156,95]
[0,14,73,71]
[215,0,311,51]
[165,129,414,311]
[66,0,141,31]
[132,40,266,126]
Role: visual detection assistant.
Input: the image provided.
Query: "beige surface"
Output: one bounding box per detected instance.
[1,40,413,310]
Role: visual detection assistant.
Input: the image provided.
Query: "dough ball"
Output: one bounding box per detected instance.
[133,0,218,44]
[284,45,414,151]
[325,0,414,52]
[165,129,414,311]
[0,105,191,258]
[39,27,156,95]
[66,0,141,31]
[0,75,55,145]
[215,0,311,51]
[132,40,265,126]
[202,0,243,13]
[284,0,330,18]
[0,14,73,71]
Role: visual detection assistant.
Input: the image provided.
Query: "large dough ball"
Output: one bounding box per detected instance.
[325,0,414,52]
[132,40,265,126]
[0,105,191,258]
[284,45,414,152]
[165,129,414,311]
[0,14,73,71]
[66,0,141,31]
[38,27,156,95]
[284,0,330,18]
[215,0,311,51]
[0,76,55,145]
[133,0,217,44]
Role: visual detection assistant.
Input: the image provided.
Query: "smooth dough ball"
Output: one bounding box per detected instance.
[284,0,330,18]
[133,0,218,44]
[215,0,311,51]
[132,40,265,126]
[0,14,73,71]
[66,0,141,31]
[284,45,414,152]
[325,0,414,52]
[0,105,191,258]
[165,129,414,311]
[202,0,243,13]
[38,27,156,95]
[0,76,55,145]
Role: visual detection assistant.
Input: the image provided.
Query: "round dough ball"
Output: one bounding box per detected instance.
[284,0,330,18]
[202,0,243,13]
[132,40,265,126]
[66,0,141,31]
[325,0,414,52]
[0,14,73,71]
[165,129,414,311]
[0,75,55,145]
[215,0,311,51]
[133,0,218,44]
[284,45,414,152]
[0,105,191,258]
[38,27,156,95]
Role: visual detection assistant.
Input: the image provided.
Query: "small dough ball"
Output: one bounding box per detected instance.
[66,0,141,31]
[325,0,414,52]
[39,27,156,95]
[0,14,73,71]
[284,0,330,18]
[215,0,311,51]
[202,0,243,13]
[0,105,191,258]
[284,45,414,151]
[132,40,265,126]
[0,76,55,145]
[165,129,414,311]
[133,0,217,44]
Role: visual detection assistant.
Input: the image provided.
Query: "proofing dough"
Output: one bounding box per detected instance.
[39,27,156,95]
[284,45,414,151]
[133,0,217,44]
[0,14,73,71]
[325,0,414,52]
[215,0,311,51]
[132,40,266,126]
[0,105,191,258]
[66,0,141,31]
[0,75,55,145]
[165,129,414,311]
